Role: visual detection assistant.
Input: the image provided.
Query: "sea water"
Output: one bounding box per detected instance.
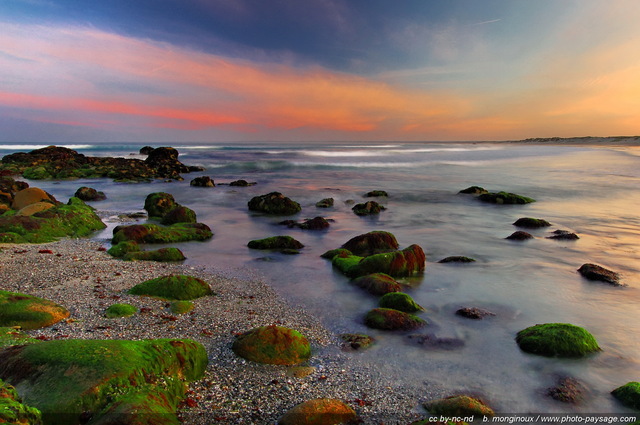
[3,141,639,415]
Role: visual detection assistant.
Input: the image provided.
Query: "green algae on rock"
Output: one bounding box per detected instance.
[0,378,43,425]
[478,191,535,204]
[364,308,426,331]
[107,241,141,258]
[123,247,186,262]
[248,192,301,215]
[278,398,358,425]
[74,186,106,202]
[247,235,304,250]
[315,198,334,208]
[160,205,197,225]
[0,338,207,425]
[350,244,426,278]
[611,382,640,410]
[112,223,213,244]
[169,301,194,315]
[352,273,401,296]
[340,231,399,256]
[320,248,352,260]
[104,303,137,318]
[0,327,39,349]
[144,192,178,219]
[424,395,495,417]
[351,200,386,216]
[232,325,311,365]
[516,323,600,358]
[379,292,424,313]
[129,275,213,300]
[0,290,70,330]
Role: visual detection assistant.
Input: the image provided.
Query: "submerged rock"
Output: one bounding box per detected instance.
[424,395,494,417]
[144,192,177,219]
[160,205,197,225]
[365,190,388,197]
[547,230,579,240]
[513,217,551,228]
[379,292,424,313]
[315,198,334,208]
[190,176,215,187]
[347,244,426,278]
[352,200,386,216]
[456,307,496,320]
[248,236,304,250]
[112,223,213,244]
[129,274,213,300]
[232,325,311,365]
[611,382,640,410]
[279,217,330,230]
[506,231,534,241]
[547,376,587,404]
[341,231,399,256]
[577,264,621,286]
[438,256,476,263]
[407,333,465,351]
[516,323,600,358]
[352,273,402,296]
[479,191,535,204]
[229,179,256,187]
[364,308,426,331]
[458,186,488,195]
[73,186,106,201]
[278,398,358,425]
[0,290,70,330]
[248,192,301,215]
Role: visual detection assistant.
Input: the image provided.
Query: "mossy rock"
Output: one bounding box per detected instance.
[169,301,194,315]
[129,275,213,300]
[0,338,207,425]
[513,217,551,228]
[424,395,495,417]
[248,236,304,250]
[478,191,535,204]
[458,186,488,195]
[611,382,640,410]
[107,241,141,258]
[278,398,358,425]
[0,290,69,330]
[365,190,388,197]
[320,248,352,259]
[0,327,40,349]
[350,244,426,278]
[506,231,533,241]
[0,378,43,425]
[352,273,401,296]
[331,252,363,276]
[160,205,197,225]
[379,292,424,313]
[248,192,301,215]
[352,200,386,216]
[0,232,25,243]
[112,223,212,244]
[364,308,426,331]
[22,166,52,180]
[315,198,334,208]
[341,231,399,256]
[74,186,106,201]
[104,303,137,318]
[144,192,177,219]
[516,323,600,358]
[123,247,186,262]
[232,325,311,365]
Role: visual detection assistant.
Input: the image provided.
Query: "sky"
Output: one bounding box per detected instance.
[1,0,640,143]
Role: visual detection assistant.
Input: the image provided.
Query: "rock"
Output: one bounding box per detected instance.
[365,190,388,197]
[547,230,579,240]
[577,264,621,286]
[456,307,496,320]
[190,176,215,187]
[107,241,141,258]
[407,333,465,351]
[547,376,587,404]
[346,244,426,278]
[248,236,304,250]
[459,186,488,195]
[0,176,29,195]
[74,186,106,201]
[122,247,187,262]
[0,338,207,424]
[112,223,213,244]
[506,231,534,241]
[104,303,137,318]
[315,198,334,208]
[513,217,551,228]
[378,292,424,312]
[143,192,177,219]
[129,275,213,300]
[248,192,301,215]
[229,179,255,187]
[611,382,640,410]
[0,379,42,425]
[279,217,330,230]
[160,205,197,225]
[320,248,352,259]
[139,146,155,155]
[144,146,192,180]
[278,398,358,425]
[15,201,55,217]
[364,308,426,331]
[0,290,70,330]
[424,395,494,417]
[232,325,311,365]
[515,323,600,358]
[339,334,375,351]
[479,191,535,204]
[438,256,476,263]
[169,301,194,315]
[352,200,386,216]
[11,188,57,210]
[0,327,39,349]
[352,273,402,296]
[341,231,399,256]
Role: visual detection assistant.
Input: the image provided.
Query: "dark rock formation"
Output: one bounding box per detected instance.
[341,231,399,256]
[364,308,426,331]
[506,231,534,241]
[190,176,215,187]
[365,190,388,197]
[459,186,488,195]
[352,273,402,296]
[439,256,476,263]
[456,307,496,319]
[547,376,587,404]
[279,216,330,230]
[577,264,621,286]
[352,200,386,216]
[407,333,465,350]
[74,186,106,201]
[513,217,552,228]
[315,198,334,208]
[547,230,579,240]
[247,192,301,215]
[247,236,304,250]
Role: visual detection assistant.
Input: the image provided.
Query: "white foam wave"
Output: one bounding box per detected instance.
[0,144,94,150]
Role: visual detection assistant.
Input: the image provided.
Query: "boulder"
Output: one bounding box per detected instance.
[506,231,534,241]
[278,398,358,425]
[248,192,301,215]
[479,191,535,204]
[456,307,496,320]
[516,323,600,358]
[104,303,137,318]
[11,188,56,210]
[547,376,587,404]
[577,264,621,286]
[379,292,424,312]
[112,223,213,244]
[160,205,197,225]
[144,147,192,179]
[107,241,141,258]
[122,247,186,262]
[248,236,304,250]
[347,244,426,278]
[280,217,330,230]
[129,275,213,300]
[143,192,177,219]
[15,201,55,217]
[320,248,352,259]
[611,382,640,410]
[364,308,426,331]
[0,290,70,330]
[352,273,401,296]
[341,231,399,256]
[139,146,155,155]
[74,186,106,201]
[169,301,194,315]
[190,176,215,187]
[365,190,388,197]
[232,325,311,365]
[458,186,488,195]
[352,200,386,216]
[424,395,494,417]
[230,179,255,187]
[315,198,334,208]
[513,217,551,228]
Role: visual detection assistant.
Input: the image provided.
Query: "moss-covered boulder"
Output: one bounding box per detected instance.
[247,236,304,250]
[516,323,600,358]
[129,275,213,300]
[611,382,640,410]
[365,190,388,197]
[169,301,194,315]
[478,191,535,204]
[364,308,426,331]
[11,188,57,210]
[123,247,186,262]
[0,327,39,349]
[341,231,399,256]
[74,186,106,201]
[0,378,42,425]
[232,325,311,365]
[438,256,476,263]
[350,244,426,278]
[315,198,334,208]
[379,292,424,313]
[0,338,207,425]
[506,231,534,241]
[352,200,386,216]
[278,398,358,425]
[104,303,137,318]
[352,273,401,295]
[424,395,494,417]
[144,192,178,219]
[320,248,352,259]
[107,241,141,258]
[459,186,488,195]
[577,264,621,286]
[160,206,197,225]
[513,217,551,228]
[112,223,212,244]
[0,290,69,330]
[248,192,301,215]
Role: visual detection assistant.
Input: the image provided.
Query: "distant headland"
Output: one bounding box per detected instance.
[507,135,640,145]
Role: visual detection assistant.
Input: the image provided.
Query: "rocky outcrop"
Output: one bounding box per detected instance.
[513,217,551,228]
[190,176,215,187]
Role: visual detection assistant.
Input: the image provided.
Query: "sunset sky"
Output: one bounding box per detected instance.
[1,0,639,143]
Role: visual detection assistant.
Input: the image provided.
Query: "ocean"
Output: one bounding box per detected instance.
[2,141,639,415]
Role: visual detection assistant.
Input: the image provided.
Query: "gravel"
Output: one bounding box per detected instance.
[0,238,428,424]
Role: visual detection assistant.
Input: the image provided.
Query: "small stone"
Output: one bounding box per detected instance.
[456,307,496,319]
[506,231,533,241]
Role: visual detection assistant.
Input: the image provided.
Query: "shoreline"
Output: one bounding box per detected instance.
[0,238,427,424]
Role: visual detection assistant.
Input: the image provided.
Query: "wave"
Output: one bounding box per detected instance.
[0,144,95,151]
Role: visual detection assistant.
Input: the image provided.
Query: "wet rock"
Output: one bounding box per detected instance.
[315,198,334,208]
[248,236,304,250]
[190,176,215,187]
[577,264,621,286]
[341,231,399,256]
[547,376,587,404]
[11,188,57,210]
[143,192,178,219]
[347,244,426,278]
[459,186,488,195]
[0,290,70,330]
[379,292,424,313]
[438,256,476,263]
[279,217,330,230]
[424,395,494,417]
[352,273,401,296]
[479,191,535,204]
[339,333,375,351]
[229,179,256,187]
[506,231,534,241]
[407,333,465,351]
[248,192,301,215]
[129,274,213,300]
[122,247,187,262]
[107,241,141,258]
[547,230,579,240]
[112,223,213,244]
[516,323,600,358]
[320,248,352,259]
[144,146,194,180]
[364,308,426,331]
[352,200,386,216]
[456,307,496,320]
[365,190,388,197]
[0,379,42,424]
[232,325,311,365]
[139,146,155,155]
[104,303,137,318]
[278,398,358,425]
[513,217,551,228]
[160,205,197,225]
[74,186,106,201]
[611,382,640,410]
